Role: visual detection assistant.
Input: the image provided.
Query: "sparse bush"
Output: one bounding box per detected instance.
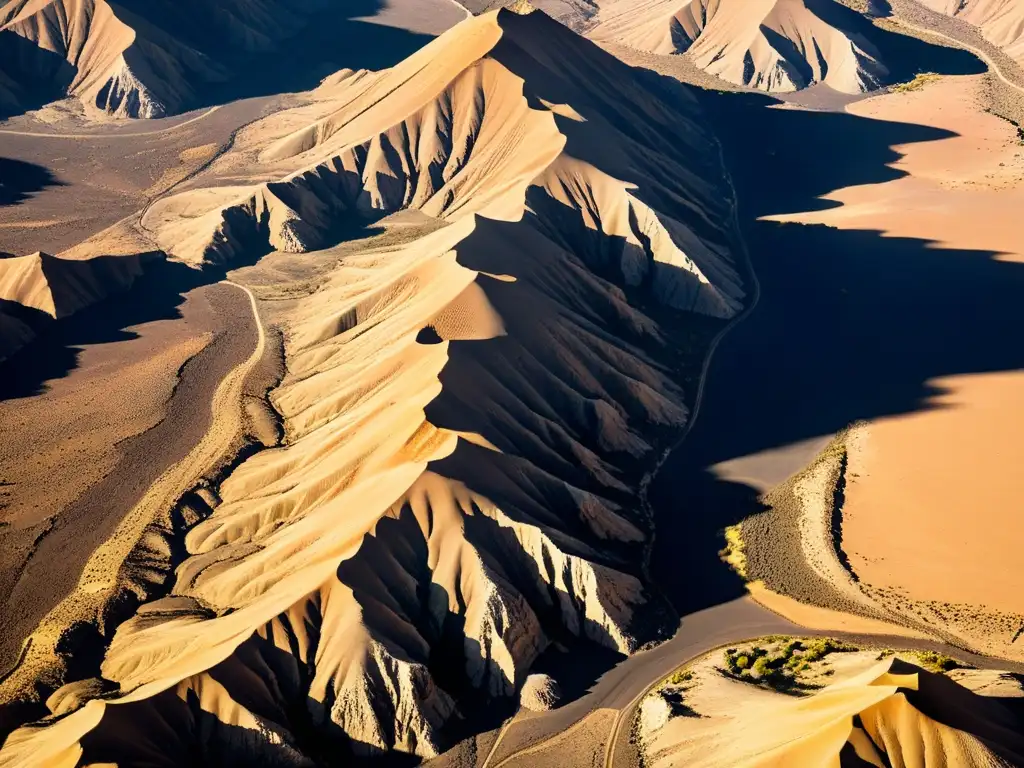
[722,637,857,692]
[915,651,962,673]
[801,638,855,663]
[719,524,747,577]
[892,72,941,93]
[665,669,694,687]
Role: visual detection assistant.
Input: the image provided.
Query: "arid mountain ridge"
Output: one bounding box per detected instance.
[0,7,745,765]
[0,0,466,118]
[2,1,1024,766]
[3,0,1021,121]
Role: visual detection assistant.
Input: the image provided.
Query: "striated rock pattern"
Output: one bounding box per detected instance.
[0,0,466,118]
[589,0,889,93]
[0,8,745,766]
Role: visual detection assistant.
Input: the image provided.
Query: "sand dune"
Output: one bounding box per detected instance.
[643,650,1024,767]
[0,7,745,764]
[920,0,1024,65]
[588,0,888,93]
[0,0,466,118]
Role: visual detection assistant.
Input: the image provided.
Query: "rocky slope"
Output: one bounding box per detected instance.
[0,0,467,118]
[919,0,1024,65]
[457,0,601,29]
[0,6,745,765]
[588,0,890,92]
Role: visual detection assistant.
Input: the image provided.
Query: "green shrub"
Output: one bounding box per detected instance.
[719,525,747,577]
[665,669,694,686]
[892,73,941,93]
[915,651,961,672]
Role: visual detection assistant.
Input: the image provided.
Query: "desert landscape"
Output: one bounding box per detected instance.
[1,0,1024,766]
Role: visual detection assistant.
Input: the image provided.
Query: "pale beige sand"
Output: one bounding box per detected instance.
[642,644,1024,767]
[747,582,930,640]
[770,74,1024,659]
[846,382,1024,613]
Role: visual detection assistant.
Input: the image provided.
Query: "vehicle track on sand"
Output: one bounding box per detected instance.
[479,716,515,768]
[892,10,1024,97]
[0,106,221,139]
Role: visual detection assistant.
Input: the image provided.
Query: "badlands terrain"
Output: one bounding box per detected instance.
[1,0,1024,766]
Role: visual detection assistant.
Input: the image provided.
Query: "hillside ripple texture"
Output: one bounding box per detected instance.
[0,8,746,766]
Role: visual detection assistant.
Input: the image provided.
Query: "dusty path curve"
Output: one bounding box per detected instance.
[892,11,1024,96]
[0,105,221,139]
[0,278,266,702]
[485,596,1024,768]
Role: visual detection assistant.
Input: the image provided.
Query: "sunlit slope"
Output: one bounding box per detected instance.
[590,0,888,93]
[921,0,1024,65]
[649,659,1024,767]
[145,9,742,316]
[0,0,466,117]
[0,7,744,765]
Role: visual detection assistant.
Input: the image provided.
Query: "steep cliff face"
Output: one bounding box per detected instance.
[144,9,743,314]
[0,8,745,766]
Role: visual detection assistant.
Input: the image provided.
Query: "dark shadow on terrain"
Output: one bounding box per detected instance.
[899,659,1024,762]
[116,0,438,112]
[805,0,986,86]
[76,632,423,766]
[0,30,76,120]
[0,258,203,401]
[530,641,626,706]
[0,217,384,401]
[0,242,262,402]
[649,86,1024,619]
[0,158,65,207]
[0,1,440,120]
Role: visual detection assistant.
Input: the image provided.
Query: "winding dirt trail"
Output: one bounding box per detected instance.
[891,12,1024,96]
[0,278,266,701]
[0,106,222,139]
